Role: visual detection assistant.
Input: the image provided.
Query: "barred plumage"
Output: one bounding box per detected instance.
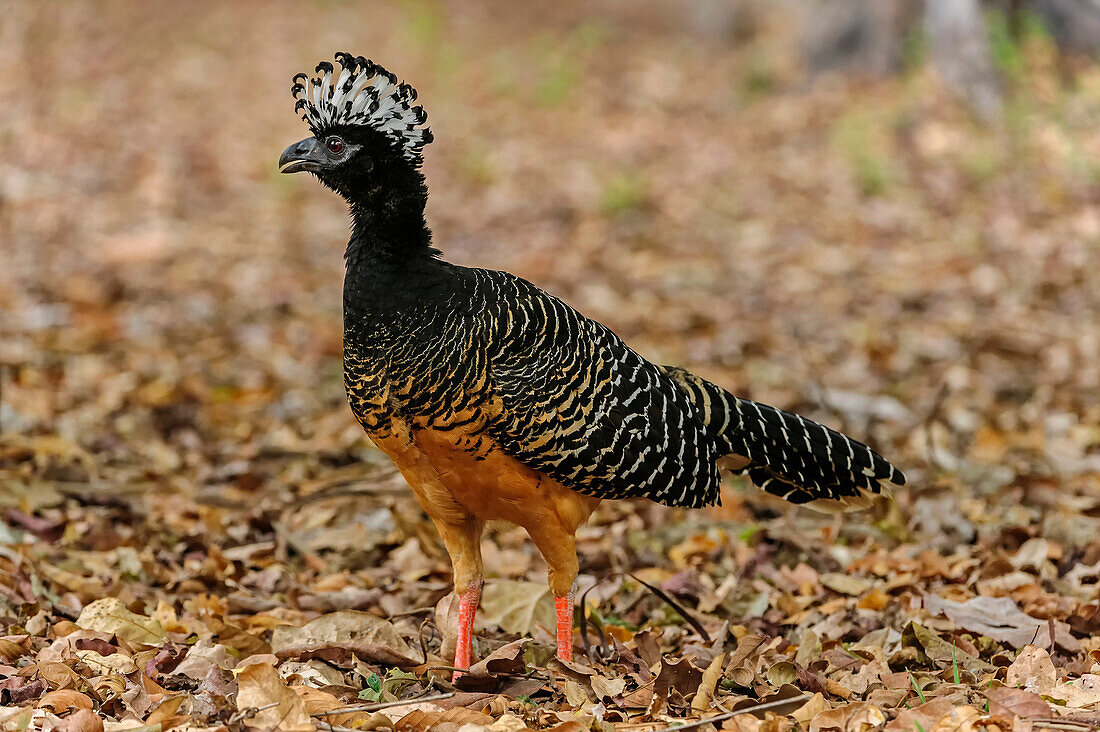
[280,53,906,672]
[342,263,904,511]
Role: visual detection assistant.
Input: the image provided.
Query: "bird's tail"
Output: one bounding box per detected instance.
[663,367,906,511]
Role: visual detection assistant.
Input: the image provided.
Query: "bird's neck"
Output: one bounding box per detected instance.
[344,169,436,270]
[342,169,443,319]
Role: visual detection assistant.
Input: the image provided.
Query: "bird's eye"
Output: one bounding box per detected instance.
[326,137,344,154]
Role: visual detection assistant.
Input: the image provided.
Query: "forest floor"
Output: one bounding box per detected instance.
[3,1,1100,730]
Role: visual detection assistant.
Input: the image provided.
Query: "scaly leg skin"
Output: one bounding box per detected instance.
[524,522,580,664]
[427,517,484,684]
[452,578,482,683]
[555,589,575,662]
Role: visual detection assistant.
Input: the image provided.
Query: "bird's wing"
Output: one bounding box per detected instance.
[474,270,722,508]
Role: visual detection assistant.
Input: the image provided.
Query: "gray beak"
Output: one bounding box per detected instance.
[279,136,326,173]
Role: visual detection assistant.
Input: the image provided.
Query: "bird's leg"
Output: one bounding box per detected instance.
[526,523,579,663]
[555,587,576,662]
[453,576,482,682]
[431,518,484,683]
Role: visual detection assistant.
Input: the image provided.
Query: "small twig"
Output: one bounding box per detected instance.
[579,580,596,662]
[653,693,812,731]
[1029,722,1100,732]
[628,572,711,643]
[311,692,456,717]
[579,579,613,664]
[227,701,280,724]
[418,616,434,665]
[426,665,467,674]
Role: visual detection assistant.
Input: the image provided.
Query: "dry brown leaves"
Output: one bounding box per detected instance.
[4,0,1100,730]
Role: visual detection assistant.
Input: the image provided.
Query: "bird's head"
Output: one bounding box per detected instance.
[278,53,432,200]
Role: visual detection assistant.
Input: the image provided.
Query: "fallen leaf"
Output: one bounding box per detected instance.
[235,662,315,732]
[985,686,1051,719]
[1005,645,1056,693]
[1047,675,1100,708]
[456,639,528,692]
[691,652,725,712]
[271,610,418,667]
[394,706,494,730]
[75,599,165,647]
[930,705,981,731]
[590,673,626,701]
[434,591,461,666]
[477,581,555,636]
[488,713,532,731]
[145,694,187,727]
[75,650,137,675]
[791,693,830,725]
[37,689,94,714]
[821,573,873,596]
[809,701,885,731]
[0,639,29,662]
[653,656,704,702]
[564,680,588,707]
[884,698,955,732]
[721,716,762,732]
[53,708,103,732]
[903,622,995,673]
[925,594,1078,651]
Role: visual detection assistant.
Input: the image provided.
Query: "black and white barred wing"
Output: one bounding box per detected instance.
[662,367,906,510]
[478,273,723,509]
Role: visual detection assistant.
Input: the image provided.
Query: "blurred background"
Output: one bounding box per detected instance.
[2,0,1100,655]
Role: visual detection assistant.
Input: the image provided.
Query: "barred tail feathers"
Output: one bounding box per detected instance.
[662,366,905,510]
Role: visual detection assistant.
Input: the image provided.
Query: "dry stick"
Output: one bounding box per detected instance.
[426,665,554,683]
[653,693,812,732]
[628,572,711,644]
[227,701,280,724]
[311,692,456,717]
[578,579,613,663]
[417,616,434,665]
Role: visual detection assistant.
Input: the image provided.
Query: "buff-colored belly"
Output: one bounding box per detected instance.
[367,419,600,535]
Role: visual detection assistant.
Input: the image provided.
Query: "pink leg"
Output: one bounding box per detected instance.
[555,591,575,662]
[452,578,482,683]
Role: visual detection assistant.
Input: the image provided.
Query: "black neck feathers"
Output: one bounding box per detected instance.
[344,163,437,267]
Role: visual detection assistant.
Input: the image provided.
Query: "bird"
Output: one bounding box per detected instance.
[278,53,905,682]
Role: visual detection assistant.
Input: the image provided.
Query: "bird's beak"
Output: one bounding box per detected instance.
[279,136,327,174]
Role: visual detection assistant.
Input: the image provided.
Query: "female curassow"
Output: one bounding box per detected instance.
[279,53,906,681]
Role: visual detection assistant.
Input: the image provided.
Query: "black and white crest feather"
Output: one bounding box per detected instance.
[291,52,432,164]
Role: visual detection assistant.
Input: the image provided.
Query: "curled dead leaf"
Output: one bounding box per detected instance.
[692,652,725,712]
[456,639,528,692]
[37,689,94,714]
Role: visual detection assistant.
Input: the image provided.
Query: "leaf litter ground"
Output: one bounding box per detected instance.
[3,1,1100,730]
